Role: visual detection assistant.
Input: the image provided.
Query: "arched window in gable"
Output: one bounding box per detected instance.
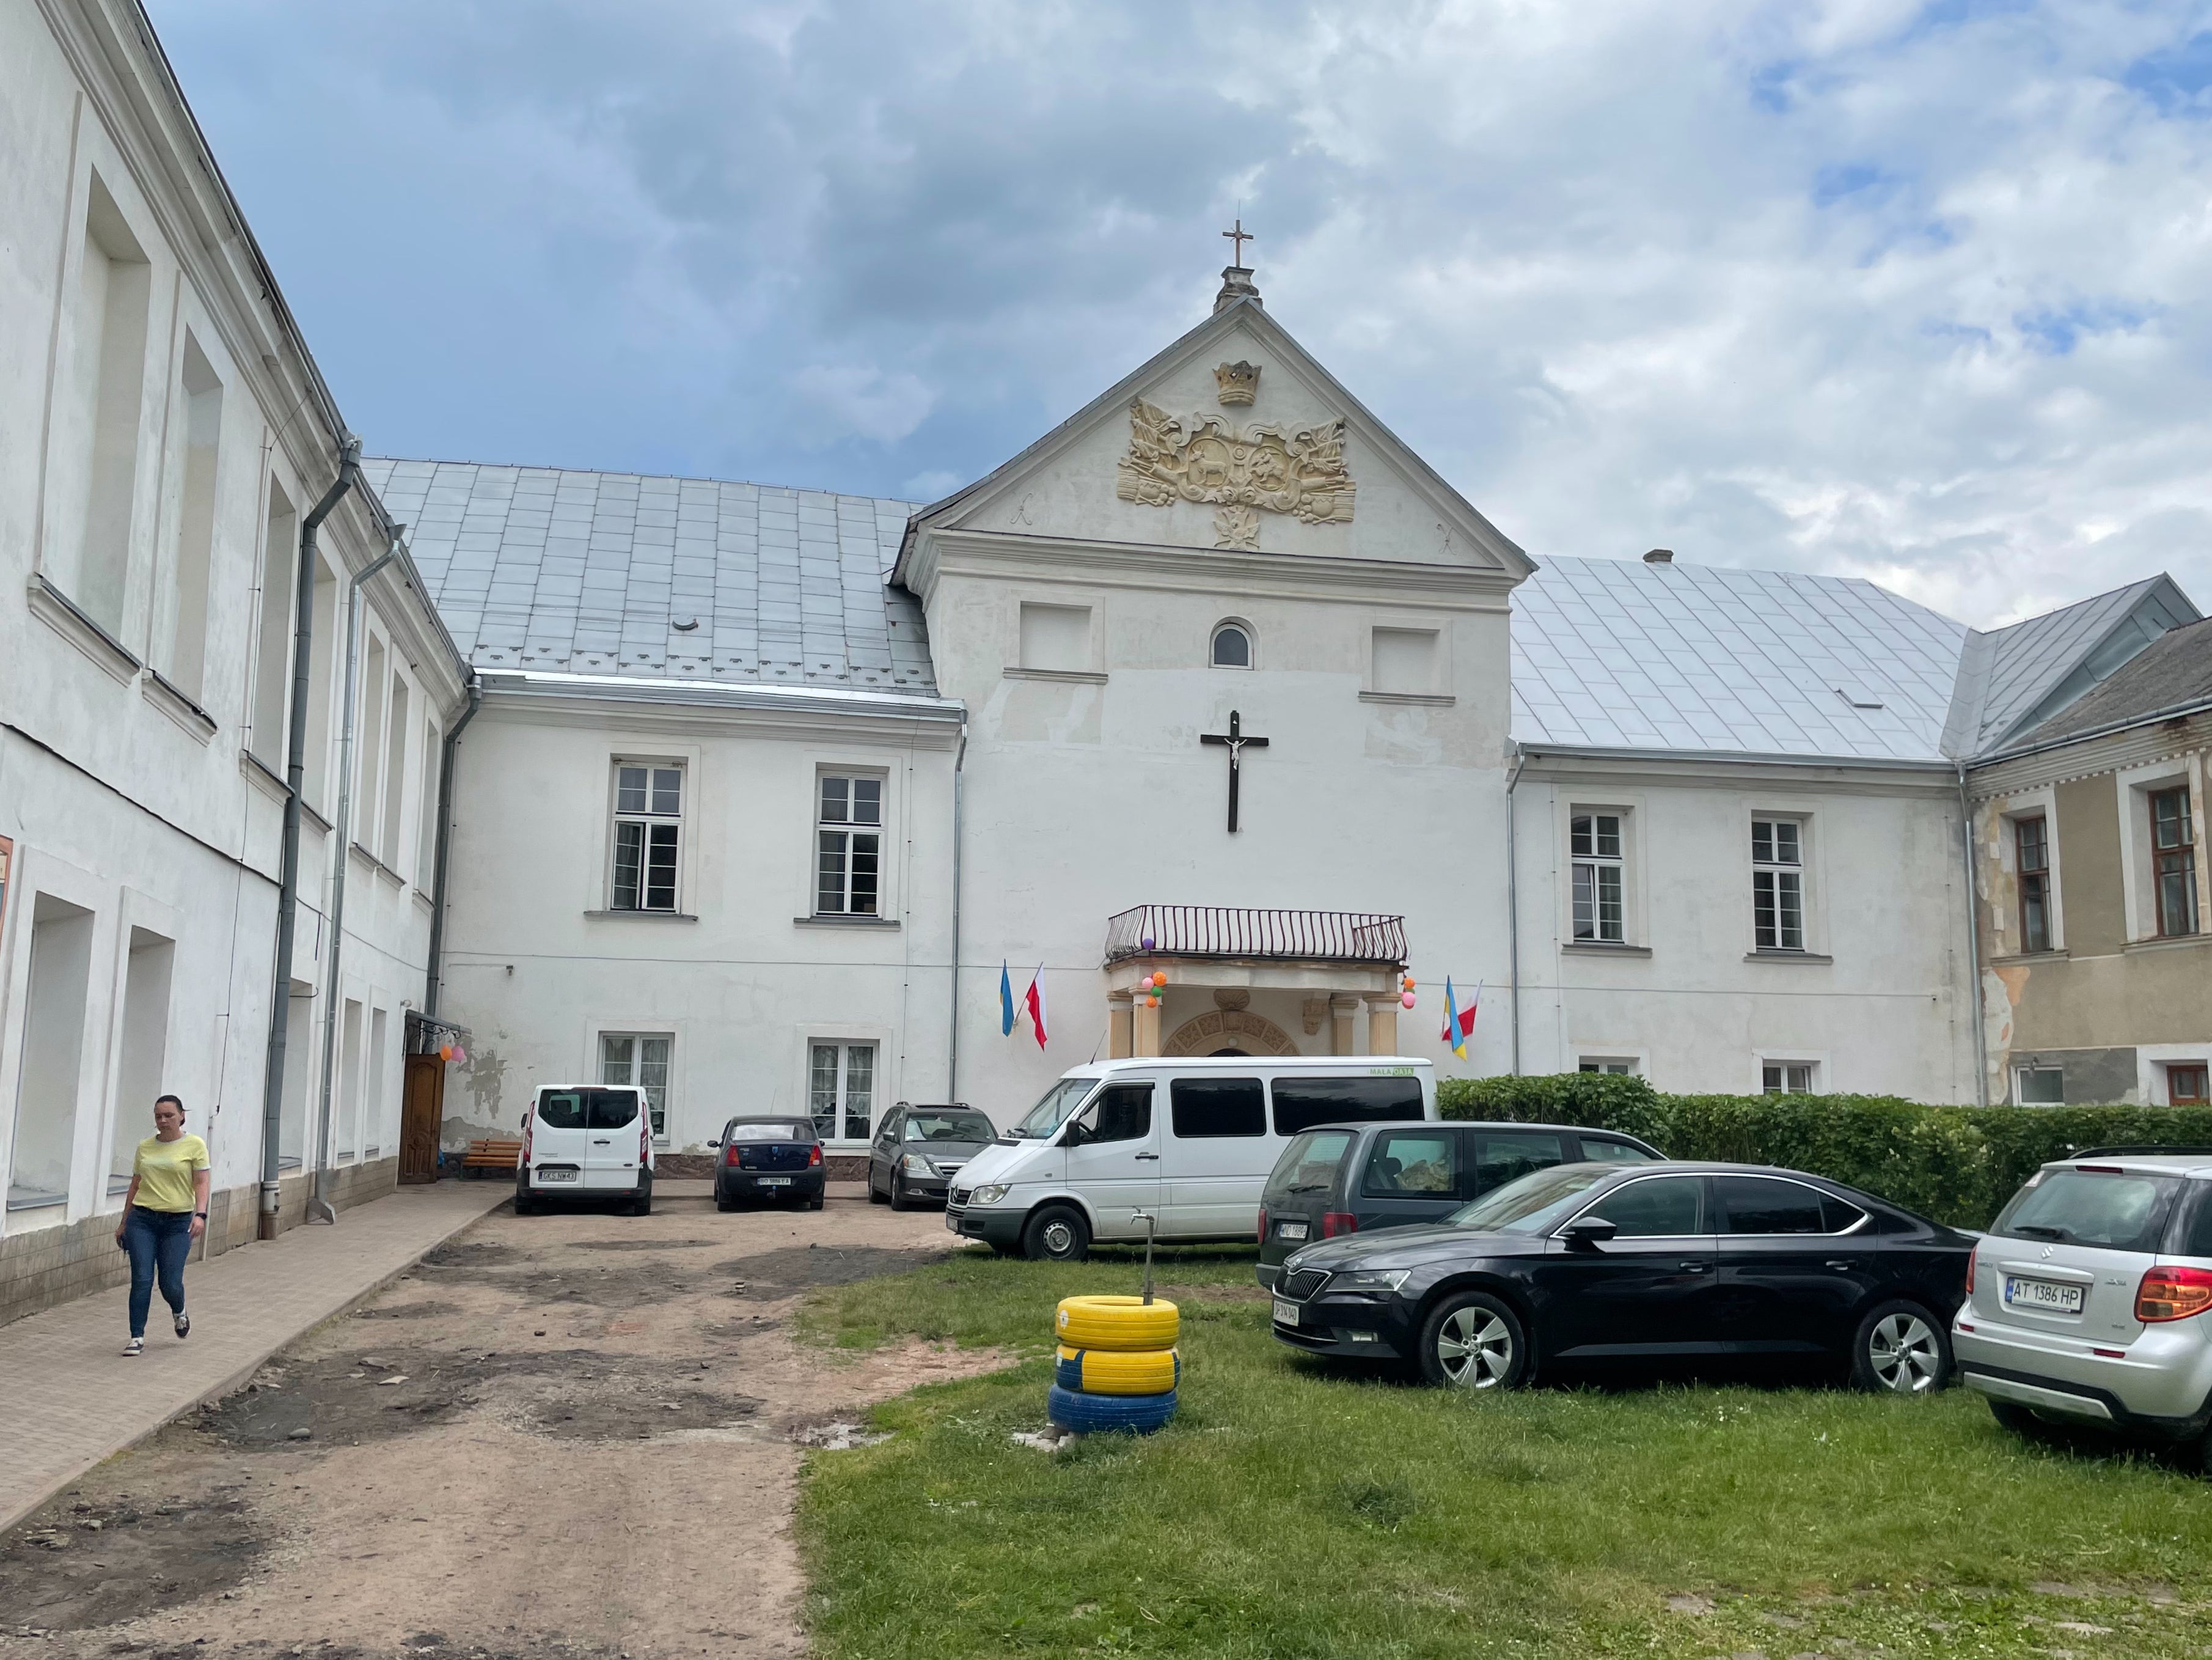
[1210,620,1253,669]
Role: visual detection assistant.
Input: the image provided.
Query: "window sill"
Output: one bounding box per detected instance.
[141,668,217,743]
[27,573,139,683]
[241,748,290,803]
[1562,942,1652,958]
[1989,949,2070,966]
[350,842,407,887]
[1744,949,1834,964]
[794,914,901,930]
[1003,667,1108,684]
[1358,690,1456,707]
[2125,933,2207,955]
[585,908,698,922]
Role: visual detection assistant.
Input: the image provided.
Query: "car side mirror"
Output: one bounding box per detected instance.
[1062,1122,1086,1148]
[708,1139,722,1148]
[1561,1216,1618,1249]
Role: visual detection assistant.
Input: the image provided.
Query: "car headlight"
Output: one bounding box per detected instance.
[969,1183,1010,1205]
[901,1153,934,1175]
[1329,1269,1410,1293]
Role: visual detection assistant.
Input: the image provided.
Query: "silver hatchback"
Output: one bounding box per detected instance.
[1954,1148,2212,1456]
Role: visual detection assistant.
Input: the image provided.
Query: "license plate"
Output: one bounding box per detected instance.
[1276,1221,1309,1241]
[758,1176,792,1187]
[537,1169,578,1183]
[1273,1298,1298,1326]
[2004,1275,2084,1314]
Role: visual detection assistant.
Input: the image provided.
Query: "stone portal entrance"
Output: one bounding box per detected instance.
[1162,1009,1299,1057]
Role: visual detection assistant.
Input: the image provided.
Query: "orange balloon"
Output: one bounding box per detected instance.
[438,1045,453,1062]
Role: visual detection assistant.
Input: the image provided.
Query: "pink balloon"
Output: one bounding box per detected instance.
[1399,991,1416,1009]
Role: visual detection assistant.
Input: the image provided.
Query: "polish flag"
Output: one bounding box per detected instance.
[1024,966,1049,1050]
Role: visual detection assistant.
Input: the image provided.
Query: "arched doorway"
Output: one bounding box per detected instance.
[1163,1009,1298,1057]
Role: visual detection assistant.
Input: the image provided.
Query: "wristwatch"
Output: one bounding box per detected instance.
[194,1210,208,1219]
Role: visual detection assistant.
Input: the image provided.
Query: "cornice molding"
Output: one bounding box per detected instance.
[1514,743,1958,796]
[475,670,964,748]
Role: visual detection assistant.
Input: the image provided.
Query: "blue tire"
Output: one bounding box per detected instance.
[1047,1384,1177,1435]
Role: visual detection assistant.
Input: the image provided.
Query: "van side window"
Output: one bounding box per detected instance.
[538,1092,587,1129]
[587,1090,640,1130]
[1363,1131,1459,1197]
[1072,1084,1152,1145]
[1468,1131,1566,1196]
[1171,1078,1265,1138]
[1270,1076,1424,1137]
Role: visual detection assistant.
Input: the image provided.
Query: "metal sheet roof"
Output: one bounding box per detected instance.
[362,459,936,694]
[1965,576,2199,751]
[1509,557,1971,762]
[2009,615,2212,744]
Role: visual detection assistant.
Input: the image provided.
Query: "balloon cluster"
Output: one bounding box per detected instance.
[1398,972,1416,1011]
[438,1043,470,1065]
[1139,971,1168,1007]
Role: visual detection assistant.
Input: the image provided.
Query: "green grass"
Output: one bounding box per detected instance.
[796,1246,2212,1658]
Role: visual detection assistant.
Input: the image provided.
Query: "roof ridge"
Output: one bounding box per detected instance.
[365,454,921,509]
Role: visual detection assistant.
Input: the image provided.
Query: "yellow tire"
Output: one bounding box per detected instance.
[1057,1345,1180,1395]
[1053,1295,1179,1351]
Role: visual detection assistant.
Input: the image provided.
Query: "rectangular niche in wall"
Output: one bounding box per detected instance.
[1371,628,1439,696]
[10,894,96,1213]
[165,334,224,700]
[109,927,177,1192]
[1019,603,1091,673]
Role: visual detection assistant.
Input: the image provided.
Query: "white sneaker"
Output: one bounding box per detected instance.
[122,1337,143,1357]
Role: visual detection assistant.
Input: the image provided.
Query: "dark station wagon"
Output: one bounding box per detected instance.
[1256,1119,1664,1290]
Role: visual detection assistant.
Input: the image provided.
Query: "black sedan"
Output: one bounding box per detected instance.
[1270,1161,1971,1394]
[711,1118,826,1211]
[867,1104,997,1210]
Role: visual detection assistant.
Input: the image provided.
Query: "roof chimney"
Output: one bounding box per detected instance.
[1643,548,1674,565]
[1214,266,1261,314]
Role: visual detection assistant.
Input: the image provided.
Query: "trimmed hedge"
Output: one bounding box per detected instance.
[1436,1073,2212,1230]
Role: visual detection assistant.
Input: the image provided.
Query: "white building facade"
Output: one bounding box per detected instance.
[0,0,468,1323]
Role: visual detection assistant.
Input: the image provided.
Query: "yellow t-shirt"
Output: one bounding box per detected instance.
[133,1134,209,1213]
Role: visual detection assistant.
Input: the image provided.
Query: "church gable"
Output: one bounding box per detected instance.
[917,299,1531,577]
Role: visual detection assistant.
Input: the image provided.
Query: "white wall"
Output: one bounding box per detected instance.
[1513,760,1976,1100]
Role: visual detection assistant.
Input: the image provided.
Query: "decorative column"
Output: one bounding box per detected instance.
[1132,996,1163,1057]
[1330,996,1361,1056]
[1366,995,1399,1057]
[1108,993,1133,1060]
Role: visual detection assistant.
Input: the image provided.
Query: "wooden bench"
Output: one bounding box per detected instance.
[461,1138,523,1178]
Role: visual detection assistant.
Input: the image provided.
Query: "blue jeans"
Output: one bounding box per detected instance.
[123,1206,192,1337]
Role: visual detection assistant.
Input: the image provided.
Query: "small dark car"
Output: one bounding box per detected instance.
[1255,1120,1663,1290]
[868,1104,998,1210]
[711,1118,825,1211]
[1270,1160,1972,1394]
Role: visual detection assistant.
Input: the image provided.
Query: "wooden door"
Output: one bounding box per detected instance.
[400,1054,444,1184]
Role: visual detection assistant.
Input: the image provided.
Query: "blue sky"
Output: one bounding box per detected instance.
[148,0,2212,626]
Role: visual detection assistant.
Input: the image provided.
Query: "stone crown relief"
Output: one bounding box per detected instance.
[1115,394,1357,551]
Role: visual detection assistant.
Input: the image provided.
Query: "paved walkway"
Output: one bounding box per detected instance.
[0,1181,505,1535]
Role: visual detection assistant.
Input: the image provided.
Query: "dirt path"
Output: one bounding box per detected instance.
[0,1192,1001,1660]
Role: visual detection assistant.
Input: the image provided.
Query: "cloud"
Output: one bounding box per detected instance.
[144,0,2212,622]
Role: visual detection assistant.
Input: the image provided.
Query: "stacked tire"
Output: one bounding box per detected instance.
[1049,1295,1179,1434]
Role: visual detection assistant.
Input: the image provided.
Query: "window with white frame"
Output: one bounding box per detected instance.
[1762,1060,1817,1095]
[2152,787,2199,938]
[810,1041,876,1140]
[1578,1057,1638,1076]
[1570,812,1625,942]
[816,774,882,916]
[600,1032,671,1138]
[1210,620,1252,668]
[611,762,683,912]
[2013,1065,2064,1105]
[1751,818,1806,951]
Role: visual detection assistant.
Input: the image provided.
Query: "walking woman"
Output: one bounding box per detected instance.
[114,1093,209,1357]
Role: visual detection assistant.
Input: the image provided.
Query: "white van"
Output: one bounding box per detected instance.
[514,1084,655,1215]
[946,1057,1436,1260]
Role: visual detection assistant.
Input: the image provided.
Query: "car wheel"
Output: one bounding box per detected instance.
[889,1172,912,1211]
[513,1175,534,1216]
[715,1191,736,1213]
[1987,1400,2049,1439]
[868,1168,888,1205]
[629,1174,654,1218]
[1418,1291,1529,1390]
[1851,1300,1950,1394]
[808,1194,825,1211]
[1023,1205,1091,1263]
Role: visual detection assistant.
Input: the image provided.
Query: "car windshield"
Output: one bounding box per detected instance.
[904,1111,996,1142]
[726,1121,811,1142]
[1267,1129,1355,1195]
[1446,1164,1610,1234]
[1993,1167,2182,1252]
[1013,1078,1097,1138]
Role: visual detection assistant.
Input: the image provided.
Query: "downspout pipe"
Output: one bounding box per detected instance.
[945,718,969,1103]
[1957,760,1990,1107]
[423,669,483,1020]
[1505,741,1529,1076]
[307,532,403,1224]
[258,436,361,1240]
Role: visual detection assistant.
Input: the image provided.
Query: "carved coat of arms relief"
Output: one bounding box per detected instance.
[1114,397,1356,550]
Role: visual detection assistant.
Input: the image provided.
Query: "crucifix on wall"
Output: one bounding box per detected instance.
[1199,710,1269,832]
